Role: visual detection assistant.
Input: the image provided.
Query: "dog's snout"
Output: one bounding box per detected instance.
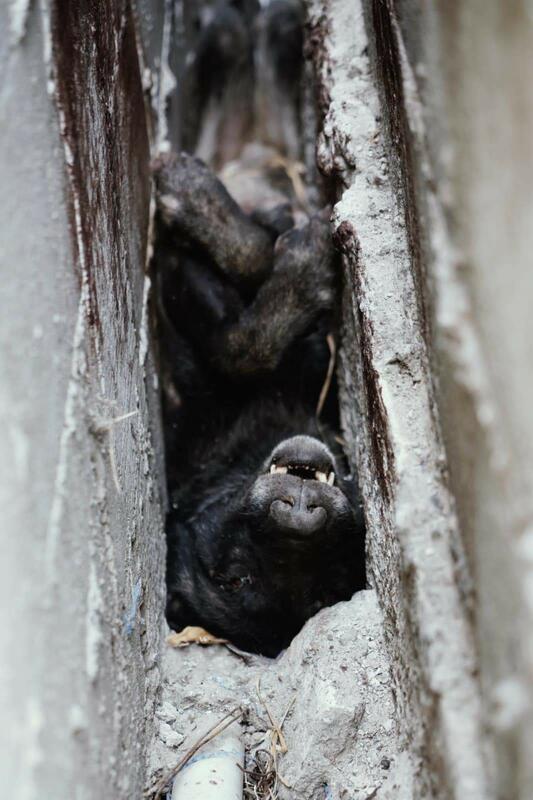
[270,494,327,534]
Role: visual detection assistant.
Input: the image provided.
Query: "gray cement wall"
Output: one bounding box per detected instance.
[383,3,533,797]
[306,0,533,796]
[3,1,531,798]
[0,2,166,797]
[306,1,489,796]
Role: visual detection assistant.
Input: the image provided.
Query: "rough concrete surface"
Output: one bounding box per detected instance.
[149,591,412,800]
[0,1,166,797]
[4,1,528,799]
[387,2,533,798]
[305,0,491,796]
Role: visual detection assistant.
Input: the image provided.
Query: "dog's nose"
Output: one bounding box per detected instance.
[270,497,327,534]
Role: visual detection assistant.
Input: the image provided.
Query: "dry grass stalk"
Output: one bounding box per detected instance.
[316,333,336,419]
[146,707,243,800]
[243,678,296,799]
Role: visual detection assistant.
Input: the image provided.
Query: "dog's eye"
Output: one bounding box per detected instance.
[230,575,253,590]
[216,574,253,592]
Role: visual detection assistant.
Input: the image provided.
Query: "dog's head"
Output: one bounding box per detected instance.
[166,435,365,656]
[246,435,354,543]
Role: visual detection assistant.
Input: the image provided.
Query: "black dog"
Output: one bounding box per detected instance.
[153,0,365,657]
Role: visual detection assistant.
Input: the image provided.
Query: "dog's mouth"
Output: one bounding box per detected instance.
[266,435,337,486]
[269,462,335,485]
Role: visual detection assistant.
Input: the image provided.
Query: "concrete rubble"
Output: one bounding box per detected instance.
[149,590,414,799]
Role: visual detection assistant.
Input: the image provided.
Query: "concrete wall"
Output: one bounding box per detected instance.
[306,0,533,796]
[307,1,491,796]
[3,1,531,798]
[0,2,166,797]
[386,3,533,798]
[349,1,533,797]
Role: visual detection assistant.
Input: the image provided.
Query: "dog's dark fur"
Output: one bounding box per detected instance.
[153,0,365,657]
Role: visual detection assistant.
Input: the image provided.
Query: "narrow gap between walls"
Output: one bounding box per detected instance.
[144,2,405,798]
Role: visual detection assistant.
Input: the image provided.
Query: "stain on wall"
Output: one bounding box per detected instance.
[0,1,166,796]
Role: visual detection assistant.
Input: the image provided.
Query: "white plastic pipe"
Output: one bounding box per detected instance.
[171,730,244,800]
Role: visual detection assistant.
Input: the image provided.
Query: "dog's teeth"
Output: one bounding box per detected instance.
[327,472,335,486]
[277,466,288,474]
[316,471,328,483]
[270,464,277,474]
